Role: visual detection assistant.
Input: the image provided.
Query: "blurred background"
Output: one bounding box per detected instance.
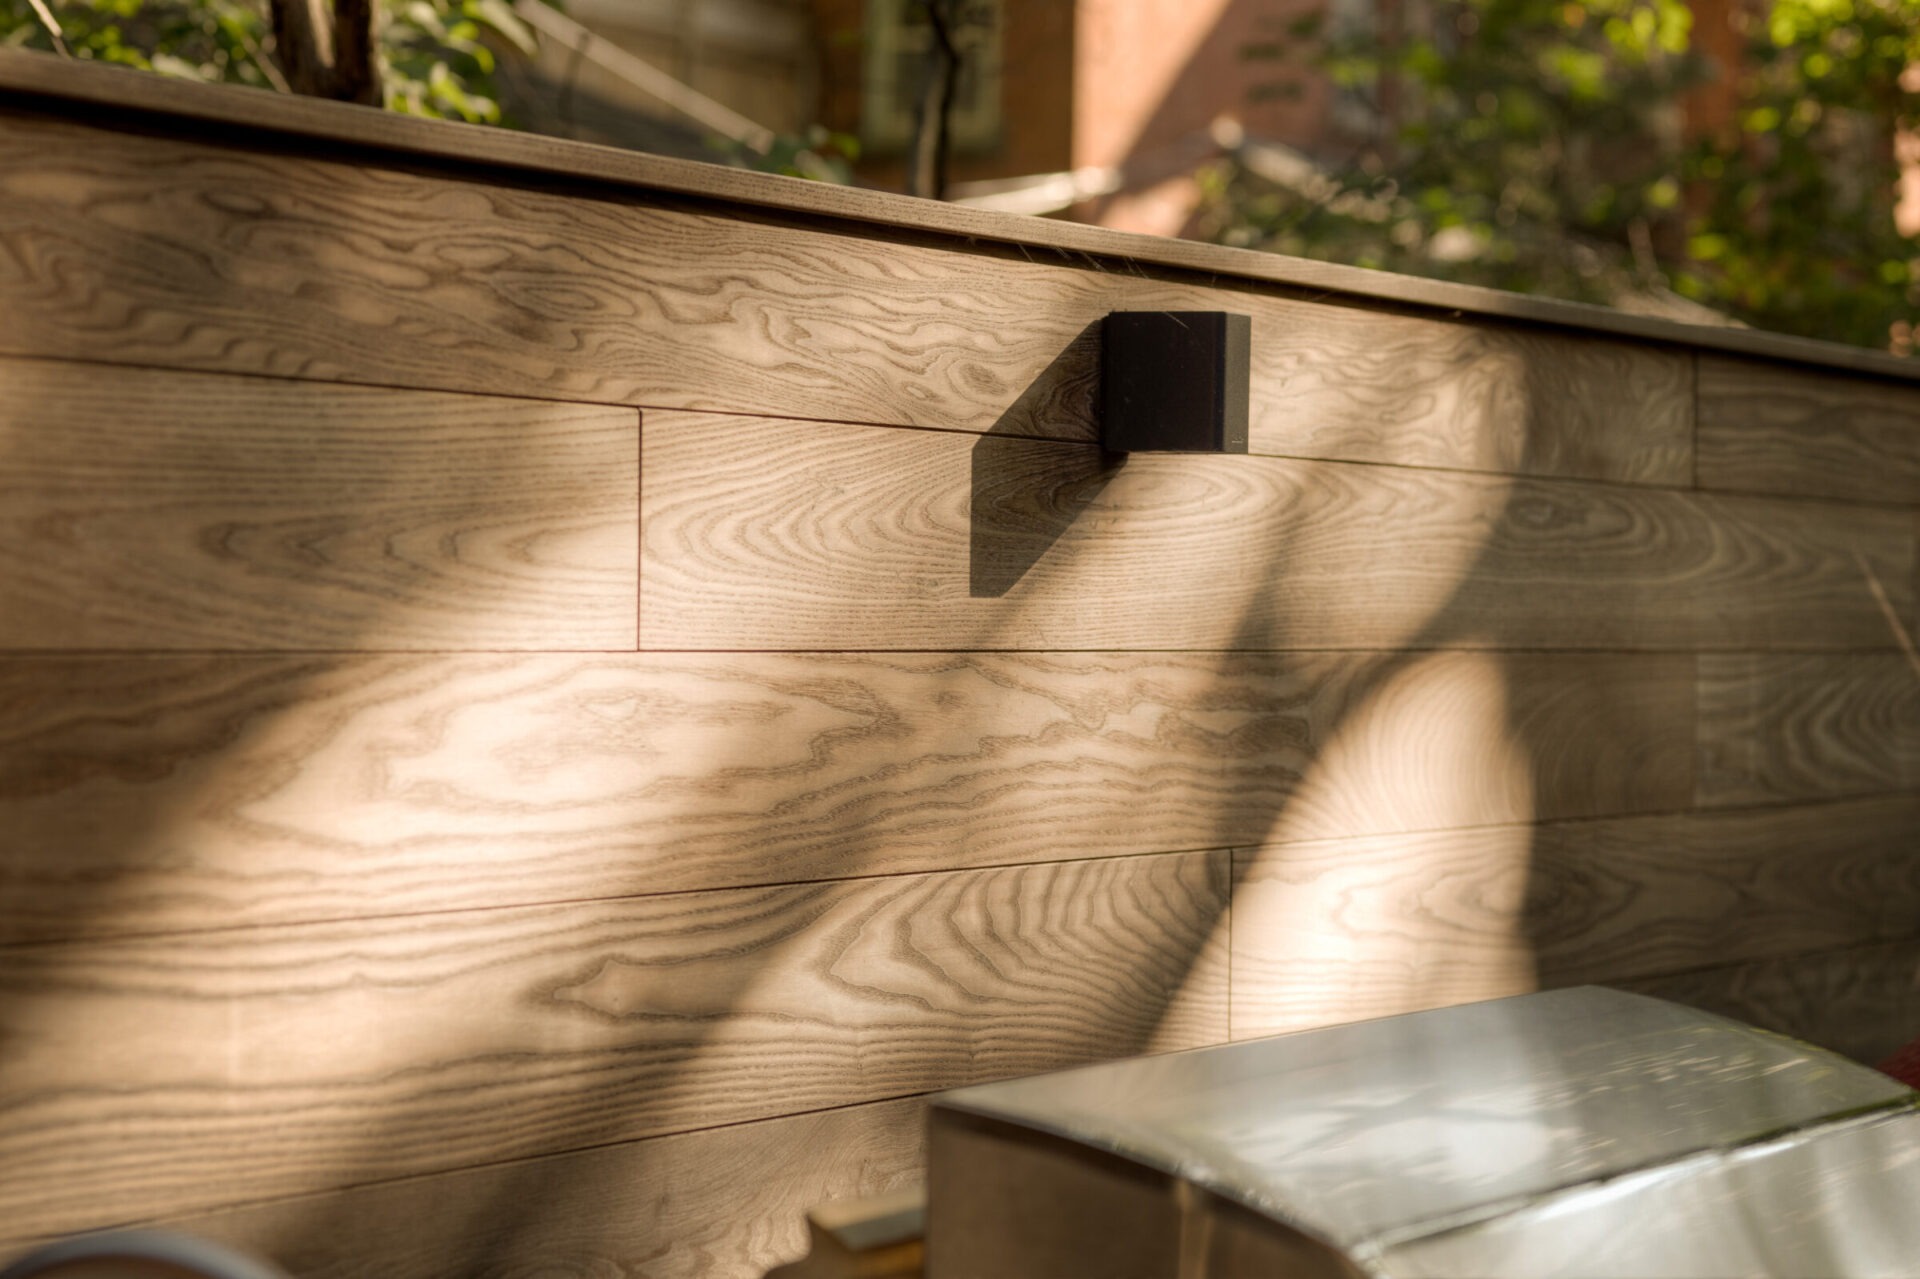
[7,0,1918,352]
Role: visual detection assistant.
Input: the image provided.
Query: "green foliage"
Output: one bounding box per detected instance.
[712,124,863,183]
[1675,0,1920,345]
[3,0,283,88]
[382,0,531,121]
[1,0,533,122]
[1205,0,1920,351]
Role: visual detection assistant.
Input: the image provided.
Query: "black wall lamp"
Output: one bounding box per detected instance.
[1100,311,1251,453]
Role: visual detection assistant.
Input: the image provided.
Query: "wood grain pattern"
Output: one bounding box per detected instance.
[1,66,1915,1261]
[1699,355,1920,505]
[0,114,1689,483]
[0,359,637,650]
[1617,937,1920,1065]
[640,413,1913,651]
[0,649,1688,943]
[0,852,1226,1238]
[1696,654,1920,807]
[1262,323,1690,483]
[106,1097,928,1279]
[1230,797,1920,1040]
[1229,821,1542,1040]
[1525,798,1920,985]
[3,50,1915,390]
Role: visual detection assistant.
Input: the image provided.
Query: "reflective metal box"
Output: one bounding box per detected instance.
[927,987,1919,1278]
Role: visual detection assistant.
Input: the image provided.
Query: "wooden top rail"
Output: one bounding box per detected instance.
[3,44,1919,384]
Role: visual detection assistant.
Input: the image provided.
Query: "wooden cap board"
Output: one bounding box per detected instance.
[2,46,1919,386]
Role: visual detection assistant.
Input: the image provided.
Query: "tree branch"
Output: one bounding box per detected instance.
[25,0,70,57]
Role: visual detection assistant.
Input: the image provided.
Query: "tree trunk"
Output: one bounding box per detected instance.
[330,0,379,105]
[270,0,381,105]
[905,0,959,200]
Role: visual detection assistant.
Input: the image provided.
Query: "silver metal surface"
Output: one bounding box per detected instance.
[931,987,1917,1275]
[1379,1107,1920,1278]
[0,1229,293,1279]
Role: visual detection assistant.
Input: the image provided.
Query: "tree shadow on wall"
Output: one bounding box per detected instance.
[184,313,1836,1279]
[0,148,646,1262]
[971,314,1708,1087]
[124,308,1209,1278]
[1,195,1854,1279]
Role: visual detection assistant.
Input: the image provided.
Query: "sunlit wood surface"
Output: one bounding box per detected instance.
[640,412,1908,650]
[0,650,1689,943]
[0,361,638,650]
[0,57,1913,1279]
[1232,796,1920,1039]
[0,853,1226,1237]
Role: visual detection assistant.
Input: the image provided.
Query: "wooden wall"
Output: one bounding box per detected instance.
[0,55,1915,1278]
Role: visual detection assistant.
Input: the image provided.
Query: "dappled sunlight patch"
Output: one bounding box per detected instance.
[1225,650,1541,1039]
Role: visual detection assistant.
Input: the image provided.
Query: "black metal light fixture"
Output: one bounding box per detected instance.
[1100,311,1251,453]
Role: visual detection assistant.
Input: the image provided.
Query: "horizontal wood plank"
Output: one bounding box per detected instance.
[3,50,1916,389]
[1616,937,1920,1066]
[1698,355,1920,505]
[1696,653,1920,807]
[1525,799,1920,986]
[640,413,1913,651]
[0,114,1689,483]
[0,650,1688,943]
[1230,797,1920,1040]
[0,852,1226,1238]
[0,359,637,650]
[1255,318,1690,482]
[82,1097,927,1279]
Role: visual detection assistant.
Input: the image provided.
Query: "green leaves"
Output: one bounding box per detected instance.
[1212,0,1920,352]
[2,0,526,122]
[711,125,862,183]
[382,0,529,121]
